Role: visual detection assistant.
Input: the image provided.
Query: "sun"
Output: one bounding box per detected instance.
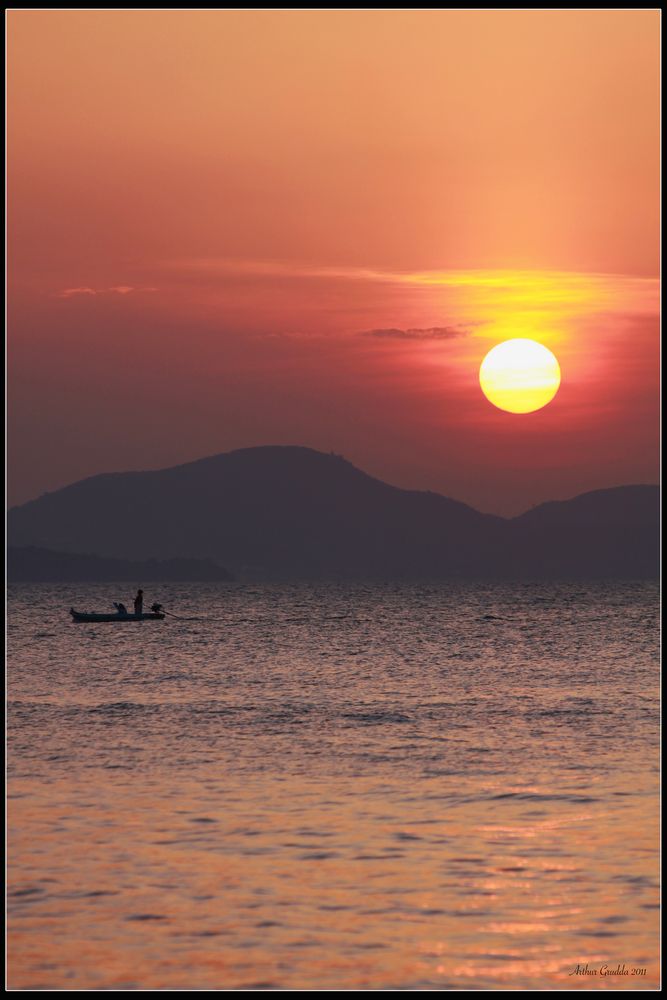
[479,338,561,414]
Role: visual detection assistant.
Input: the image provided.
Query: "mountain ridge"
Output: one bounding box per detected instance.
[7,446,658,580]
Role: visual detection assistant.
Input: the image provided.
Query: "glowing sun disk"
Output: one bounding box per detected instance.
[479,338,561,414]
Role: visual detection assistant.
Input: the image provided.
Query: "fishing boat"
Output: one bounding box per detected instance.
[70,606,166,623]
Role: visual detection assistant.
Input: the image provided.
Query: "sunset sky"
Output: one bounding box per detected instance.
[8,9,659,515]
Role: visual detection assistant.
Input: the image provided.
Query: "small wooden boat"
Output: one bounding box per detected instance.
[70,608,166,623]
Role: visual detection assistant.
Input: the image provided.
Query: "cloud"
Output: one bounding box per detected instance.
[57,287,97,298]
[57,286,158,299]
[158,257,397,285]
[362,326,470,340]
[158,259,659,311]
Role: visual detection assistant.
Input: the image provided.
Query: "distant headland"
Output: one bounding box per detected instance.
[7,546,233,583]
[7,446,659,581]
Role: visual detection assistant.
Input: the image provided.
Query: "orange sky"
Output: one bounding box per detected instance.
[7,10,660,514]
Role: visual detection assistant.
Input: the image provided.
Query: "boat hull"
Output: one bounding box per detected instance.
[70,609,166,622]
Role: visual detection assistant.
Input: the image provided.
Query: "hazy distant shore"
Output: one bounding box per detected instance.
[7,447,659,580]
[7,546,233,583]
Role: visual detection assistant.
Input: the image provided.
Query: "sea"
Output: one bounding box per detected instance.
[7,581,660,991]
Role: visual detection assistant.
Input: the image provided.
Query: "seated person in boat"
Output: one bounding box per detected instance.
[114,602,128,615]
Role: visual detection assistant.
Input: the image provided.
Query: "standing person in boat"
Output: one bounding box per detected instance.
[134,589,144,616]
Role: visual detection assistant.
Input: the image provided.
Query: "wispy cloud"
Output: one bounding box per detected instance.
[57,285,158,299]
[158,258,658,314]
[362,326,470,340]
[57,287,97,298]
[158,257,393,284]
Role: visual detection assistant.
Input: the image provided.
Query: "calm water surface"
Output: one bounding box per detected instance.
[7,582,660,990]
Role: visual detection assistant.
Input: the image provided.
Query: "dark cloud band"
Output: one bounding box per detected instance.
[363,326,469,340]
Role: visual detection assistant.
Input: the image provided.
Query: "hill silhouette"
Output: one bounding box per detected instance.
[508,486,659,579]
[7,446,659,580]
